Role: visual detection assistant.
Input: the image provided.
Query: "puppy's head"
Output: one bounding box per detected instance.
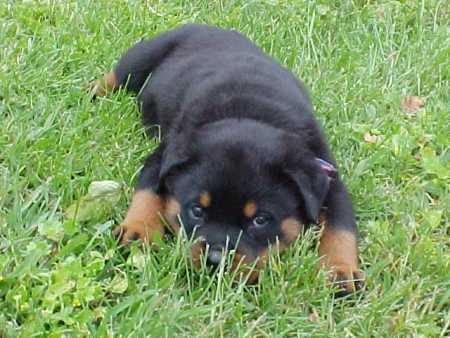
[158,119,333,282]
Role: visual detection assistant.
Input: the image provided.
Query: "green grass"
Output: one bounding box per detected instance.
[1,0,449,336]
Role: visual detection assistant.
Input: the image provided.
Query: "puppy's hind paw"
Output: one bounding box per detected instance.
[87,72,117,100]
[329,266,364,297]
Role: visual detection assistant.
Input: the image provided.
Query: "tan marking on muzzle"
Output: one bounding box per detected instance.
[190,237,207,269]
[280,217,303,245]
[231,249,268,284]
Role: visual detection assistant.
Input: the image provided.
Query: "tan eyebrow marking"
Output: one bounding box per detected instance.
[199,191,211,208]
[243,201,257,218]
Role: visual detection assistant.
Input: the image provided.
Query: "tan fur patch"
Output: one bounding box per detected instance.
[317,215,363,293]
[188,239,268,284]
[190,237,206,269]
[89,71,118,97]
[319,227,362,291]
[103,72,117,91]
[280,217,303,244]
[243,201,257,218]
[114,189,164,244]
[163,197,181,234]
[231,249,268,284]
[199,191,211,208]
[318,227,358,271]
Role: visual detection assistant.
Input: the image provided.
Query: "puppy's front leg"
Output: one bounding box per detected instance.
[318,179,364,296]
[89,24,201,98]
[113,148,165,244]
[113,189,165,244]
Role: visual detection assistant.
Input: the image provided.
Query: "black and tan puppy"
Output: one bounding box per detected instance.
[91,24,363,294]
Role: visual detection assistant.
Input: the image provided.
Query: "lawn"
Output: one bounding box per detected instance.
[0,0,449,337]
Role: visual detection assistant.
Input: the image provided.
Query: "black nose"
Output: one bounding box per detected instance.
[207,246,224,266]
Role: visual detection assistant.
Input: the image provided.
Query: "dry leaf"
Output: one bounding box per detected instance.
[401,96,425,114]
[363,132,378,144]
[308,308,320,323]
[375,6,385,19]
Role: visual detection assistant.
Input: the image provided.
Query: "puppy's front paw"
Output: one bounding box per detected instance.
[327,264,364,297]
[112,222,148,245]
[318,228,363,297]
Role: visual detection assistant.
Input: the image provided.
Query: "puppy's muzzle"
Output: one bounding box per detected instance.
[206,245,224,266]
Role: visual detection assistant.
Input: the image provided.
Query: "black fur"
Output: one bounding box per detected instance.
[112,24,357,264]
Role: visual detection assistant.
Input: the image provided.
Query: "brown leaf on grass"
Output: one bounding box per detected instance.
[375,6,385,19]
[308,308,320,323]
[363,132,378,144]
[401,96,425,114]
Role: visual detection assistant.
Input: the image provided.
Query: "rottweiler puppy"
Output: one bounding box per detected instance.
[90,24,363,295]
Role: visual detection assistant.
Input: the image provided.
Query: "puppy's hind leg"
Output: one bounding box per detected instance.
[88,71,118,98]
[88,25,196,98]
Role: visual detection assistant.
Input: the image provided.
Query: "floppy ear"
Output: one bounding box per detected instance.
[156,136,192,193]
[286,158,335,223]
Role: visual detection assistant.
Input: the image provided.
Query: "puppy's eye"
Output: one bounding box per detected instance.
[189,204,204,219]
[252,214,271,227]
